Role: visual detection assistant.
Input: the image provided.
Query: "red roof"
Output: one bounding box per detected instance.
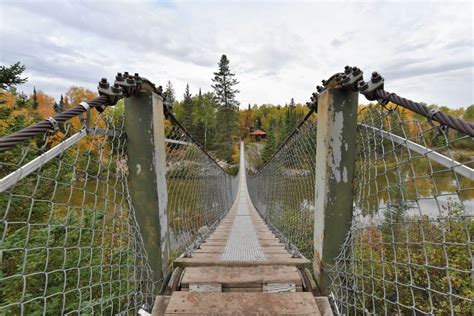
[249,129,266,135]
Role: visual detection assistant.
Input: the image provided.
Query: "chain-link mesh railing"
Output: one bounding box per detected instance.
[165,121,239,260]
[247,116,317,259]
[0,105,154,314]
[329,104,473,314]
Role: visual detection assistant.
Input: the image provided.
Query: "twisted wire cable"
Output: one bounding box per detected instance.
[374,89,474,137]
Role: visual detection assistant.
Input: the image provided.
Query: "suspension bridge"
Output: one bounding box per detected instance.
[0,67,472,315]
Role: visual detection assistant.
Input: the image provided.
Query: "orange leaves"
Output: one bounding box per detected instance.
[36,91,55,119]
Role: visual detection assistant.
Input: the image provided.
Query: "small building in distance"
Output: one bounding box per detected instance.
[249,129,267,142]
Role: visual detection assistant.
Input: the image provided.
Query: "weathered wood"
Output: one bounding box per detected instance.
[164,292,321,315]
[151,296,171,316]
[181,266,302,288]
[164,267,183,295]
[314,297,334,316]
[189,283,222,293]
[173,256,310,267]
[263,283,296,293]
[195,245,288,254]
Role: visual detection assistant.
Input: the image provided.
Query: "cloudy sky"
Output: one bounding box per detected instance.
[1,0,473,108]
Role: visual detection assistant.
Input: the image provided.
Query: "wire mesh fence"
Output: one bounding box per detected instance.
[0,104,155,315]
[329,104,473,314]
[165,122,239,260]
[247,117,317,259]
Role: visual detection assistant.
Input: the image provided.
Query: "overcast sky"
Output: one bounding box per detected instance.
[1,0,473,108]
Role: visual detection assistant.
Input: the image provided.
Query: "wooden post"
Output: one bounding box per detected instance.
[125,92,169,289]
[313,79,358,294]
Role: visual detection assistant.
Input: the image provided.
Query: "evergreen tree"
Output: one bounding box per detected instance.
[255,117,262,130]
[181,84,193,130]
[0,62,28,89]
[261,120,277,163]
[212,55,239,161]
[32,87,39,110]
[212,54,239,109]
[15,92,29,108]
[282,98,297,140]
[54,95,64,113]
[163,80,176,105]
[59,95,65,112]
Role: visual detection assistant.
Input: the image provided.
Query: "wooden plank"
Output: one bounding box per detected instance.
[164,267,183,295]
[263,283,296,293]
[189,283,222,292]
[194,245,288,254]
[164,292,320,315]
[181,266,302,287]
[173,256,310,268]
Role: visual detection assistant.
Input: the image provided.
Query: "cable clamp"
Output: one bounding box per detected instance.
[79,101,90,111]
[428,109,440,122]
[46,117,59,133]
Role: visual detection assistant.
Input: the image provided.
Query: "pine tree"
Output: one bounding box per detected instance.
[261,120,277,163]
[163,80,176,105]
[181,84,193,131]
[283,98,297,139]
[54,95,64,113]
[212,54,239,109]
[212,55,239,162]
[32,87,39,110]
[0,62,28,89]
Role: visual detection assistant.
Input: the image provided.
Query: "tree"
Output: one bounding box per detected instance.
[212,54,239,109]
[281,98,297,143]
[192,90,217,149]
[463,105,474,122]
[261,120,277,163]
[0,62,28,89]
[36,90,55,118]
[212,55,240,162]
[31,87,39,110]
[163,80,176,106]
[64,86,97,109]
[54,95,64,113]
[15,92,29,108]
[181,84,193,130]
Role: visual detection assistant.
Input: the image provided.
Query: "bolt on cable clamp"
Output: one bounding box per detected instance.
[98,78,123,110]
[114,72,136,97]
[358,71,385,101]
[340,66,364,91]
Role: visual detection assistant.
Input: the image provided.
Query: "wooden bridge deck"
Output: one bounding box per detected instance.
[152,143,331,315]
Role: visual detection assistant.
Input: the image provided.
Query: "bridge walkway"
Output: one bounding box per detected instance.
[152,143,330,315]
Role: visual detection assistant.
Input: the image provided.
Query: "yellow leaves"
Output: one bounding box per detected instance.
[0,91,16,109]
[36,90,55,119]
[64,86,97,109]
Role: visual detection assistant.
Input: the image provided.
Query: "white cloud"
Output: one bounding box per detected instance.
[0,0,472,107]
